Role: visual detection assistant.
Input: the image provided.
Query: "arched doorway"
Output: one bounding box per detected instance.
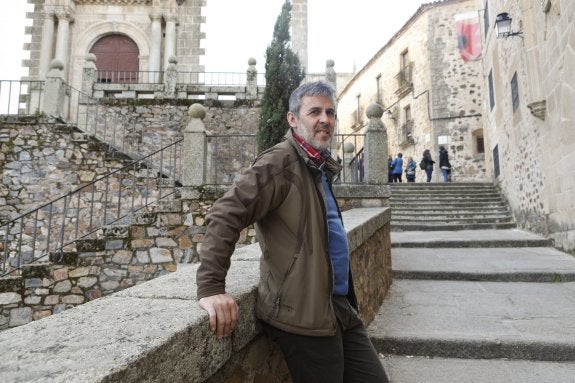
[90,34,139,83]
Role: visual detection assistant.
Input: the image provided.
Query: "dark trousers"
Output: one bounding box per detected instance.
[392,173,402,183]
[425,168,433,182]
[262,296,389,383]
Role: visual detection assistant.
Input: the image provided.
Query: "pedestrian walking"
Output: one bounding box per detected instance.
[439,146,452,182]
[196,81,389,383]
[391,153,404,183]
[405,156,416,182]
[420,149,435,182]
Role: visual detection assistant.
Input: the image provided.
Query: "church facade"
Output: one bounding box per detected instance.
[25,0,205,93]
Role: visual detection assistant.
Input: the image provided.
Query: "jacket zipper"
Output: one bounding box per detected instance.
[269,256,297,320]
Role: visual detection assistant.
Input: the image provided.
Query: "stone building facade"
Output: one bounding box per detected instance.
[25,0,205,93]
[479,0,575,254]
[336,0,486,183]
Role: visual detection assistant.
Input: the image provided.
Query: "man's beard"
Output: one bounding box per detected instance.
[297,126,332,151]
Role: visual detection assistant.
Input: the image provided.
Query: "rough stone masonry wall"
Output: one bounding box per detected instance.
[0,118,129,223]
[426,2,485,182]
[0,100,261,220]
[0,207,391,383]
[0,191,258,330]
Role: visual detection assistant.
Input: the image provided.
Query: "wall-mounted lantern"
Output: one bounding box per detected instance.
[495,12,523,38]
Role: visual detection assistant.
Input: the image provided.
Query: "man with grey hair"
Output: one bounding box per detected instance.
[197,81,389,382]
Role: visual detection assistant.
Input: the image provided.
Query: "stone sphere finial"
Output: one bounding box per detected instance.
[248,57,257,66]
[326,59,335,68]
[49,59,65,71]
[343,141,355,153]
[366,103,384,119]
[188,103,206,120]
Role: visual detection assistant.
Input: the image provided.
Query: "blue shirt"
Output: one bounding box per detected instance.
[320,170,349,296]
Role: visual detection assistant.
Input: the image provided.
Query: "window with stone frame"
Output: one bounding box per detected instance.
[472,128,485,156]
[511,72,519,112]
[488,69,495,110]
[400,105,414,147]
[483,0,490,38]
[351,94,363,131]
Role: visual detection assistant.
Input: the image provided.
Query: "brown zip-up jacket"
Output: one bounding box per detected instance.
[196,134,357,336]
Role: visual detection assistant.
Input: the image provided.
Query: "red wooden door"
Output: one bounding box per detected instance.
[90,34,139,83]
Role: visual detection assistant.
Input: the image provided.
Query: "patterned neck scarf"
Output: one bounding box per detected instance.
[291,128,329,167]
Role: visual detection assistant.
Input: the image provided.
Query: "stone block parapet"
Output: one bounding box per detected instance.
[0,207,391,383]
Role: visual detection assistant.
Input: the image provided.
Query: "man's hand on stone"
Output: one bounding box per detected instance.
[198,293,239,338]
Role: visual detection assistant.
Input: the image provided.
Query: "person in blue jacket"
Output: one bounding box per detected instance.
[391,152,404,182]
[405,156,417,182]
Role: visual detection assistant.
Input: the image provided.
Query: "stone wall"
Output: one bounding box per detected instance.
[336,0,486,183]
[0,189,258,330]
[0,181,390,331]
[0,118,129,222]
[479,0,575,254]
[0,207,391,383]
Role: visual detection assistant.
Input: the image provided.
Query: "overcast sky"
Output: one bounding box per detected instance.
[0,1,426,79]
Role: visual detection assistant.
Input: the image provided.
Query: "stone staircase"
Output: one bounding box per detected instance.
[389,183,516,231]
[370,183,575,382]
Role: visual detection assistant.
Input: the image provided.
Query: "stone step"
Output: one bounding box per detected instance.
[390,196,505,203]
[389,190,501,196]
[393,218,514,227]
[391,229,551,247]
[390,200,507,207]
[388,182,495,188]
[369,280,575,362]
[392,212,513,220]
[391,247,575,282]
[391,222,517,232]
[389,205,510,213]
[380,355,575,383]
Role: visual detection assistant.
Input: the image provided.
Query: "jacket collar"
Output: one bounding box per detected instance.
[286,131,343,176]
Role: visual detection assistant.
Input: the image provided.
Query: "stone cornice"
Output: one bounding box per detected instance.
[73,0,153,5]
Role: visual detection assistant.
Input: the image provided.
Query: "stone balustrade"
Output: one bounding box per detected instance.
[0,207,391,383]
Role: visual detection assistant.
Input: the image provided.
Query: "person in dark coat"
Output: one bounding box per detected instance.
[439,146,452,182]
[421,149,435,182]
[405,156,417,182]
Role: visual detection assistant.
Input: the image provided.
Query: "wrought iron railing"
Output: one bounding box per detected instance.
[0,139,183,277]
[335,133,365,183]
[394,64,413,96]
[400,119,415,147]
[95,71,267,86]
[0,80,44,115]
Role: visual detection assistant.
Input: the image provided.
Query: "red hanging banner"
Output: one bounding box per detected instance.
[455,12,482,62]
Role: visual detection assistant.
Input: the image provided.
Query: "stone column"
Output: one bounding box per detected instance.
[325,59,336,90]
[246,57,257,100]
[81,53,97,98]
[342,141,356,183]
[163,14,177,71]
[42,60,66,118]
[149,12,162,82]
[182,104,207,187]
[291,0,308,70]
[55,12,72,76]
[363,104,388,184]
[39,11,55,79]
[164,56,177,98]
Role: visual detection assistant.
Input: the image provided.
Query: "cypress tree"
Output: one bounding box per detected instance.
[256,0,306,153]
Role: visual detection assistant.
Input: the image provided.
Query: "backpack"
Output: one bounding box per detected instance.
[419,160,426,170]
